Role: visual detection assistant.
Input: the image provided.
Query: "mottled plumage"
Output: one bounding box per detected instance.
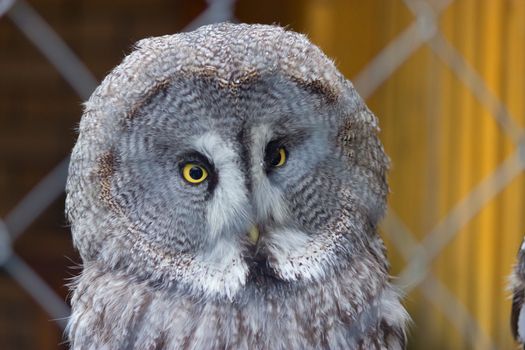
[511,238,525,348]
[66,23,408,349]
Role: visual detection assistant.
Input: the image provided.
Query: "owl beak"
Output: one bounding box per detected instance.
[247,225,260,244]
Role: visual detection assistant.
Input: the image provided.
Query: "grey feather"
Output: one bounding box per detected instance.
[66,22,409,350]
[511,238,525,348]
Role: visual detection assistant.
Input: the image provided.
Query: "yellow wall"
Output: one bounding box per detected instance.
[304,1,525,349]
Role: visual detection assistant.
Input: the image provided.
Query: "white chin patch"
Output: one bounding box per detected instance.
[265,227,334,282]
[189,239,248,300]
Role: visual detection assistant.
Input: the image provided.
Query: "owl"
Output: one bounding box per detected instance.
[511,238,525,348]
[65,23,408,349]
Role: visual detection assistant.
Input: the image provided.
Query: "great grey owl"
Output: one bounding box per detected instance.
[65,22,408,349]
[511,238,525,348]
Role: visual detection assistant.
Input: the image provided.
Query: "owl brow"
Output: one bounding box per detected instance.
[270,127,309,147]
[177,151,214,169]
[288,75,339,103]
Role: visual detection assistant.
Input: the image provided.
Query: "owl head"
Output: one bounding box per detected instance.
[66,23,389,300]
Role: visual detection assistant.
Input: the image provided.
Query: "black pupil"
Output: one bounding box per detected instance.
[189,166,203,180]
[269,149,282,167]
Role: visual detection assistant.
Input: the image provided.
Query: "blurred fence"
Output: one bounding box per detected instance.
[1,0,524,349]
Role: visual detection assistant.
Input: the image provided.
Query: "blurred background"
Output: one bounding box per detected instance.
[0,0,524,349]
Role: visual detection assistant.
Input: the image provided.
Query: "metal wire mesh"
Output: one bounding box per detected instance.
[0,0,520,348]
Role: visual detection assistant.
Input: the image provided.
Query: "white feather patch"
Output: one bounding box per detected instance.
[188,132,250,299]
[191,132,251,240]
[191,240,248,300]
[249,124,290,223]
[265,227,333,281]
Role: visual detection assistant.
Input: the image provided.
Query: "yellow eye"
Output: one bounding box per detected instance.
[270,147,287,168]
[182,163,208,184]
[275,148,286,167]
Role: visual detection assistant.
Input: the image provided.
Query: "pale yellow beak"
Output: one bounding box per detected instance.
[248,225,260,244]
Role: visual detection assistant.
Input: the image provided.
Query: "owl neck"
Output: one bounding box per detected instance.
[68,255,407,349]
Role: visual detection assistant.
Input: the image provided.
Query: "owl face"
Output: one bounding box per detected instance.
[66,23,389,300]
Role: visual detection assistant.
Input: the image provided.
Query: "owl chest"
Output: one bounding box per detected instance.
[169,290,385,350]
[70,272,403,350]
